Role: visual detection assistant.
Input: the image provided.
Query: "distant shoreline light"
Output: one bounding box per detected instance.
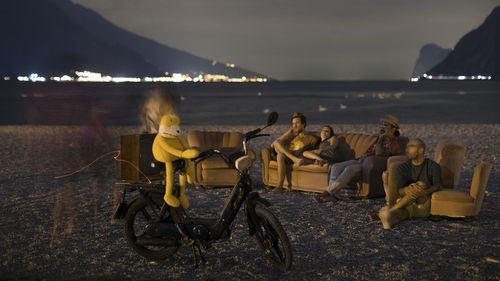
[409,73,493,82]
[11,71,267,83]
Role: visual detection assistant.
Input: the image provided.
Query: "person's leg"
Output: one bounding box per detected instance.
[384,179,402,208]
[390,187,427,211]
[379,207,409,229]
[274,142,301,164]
[327,163,362,195]
[317,162,362,203]
[328,159,359,183]
[276,152,286,189]
[303,151,322,162]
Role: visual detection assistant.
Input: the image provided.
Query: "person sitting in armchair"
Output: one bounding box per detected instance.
[314,114,401,203]
[302,125,342,166]
[270,112,318,193]
[378,139,443,229]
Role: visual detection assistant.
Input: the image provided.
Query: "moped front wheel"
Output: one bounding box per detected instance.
[124,195,179,260]
[254,206,292,272]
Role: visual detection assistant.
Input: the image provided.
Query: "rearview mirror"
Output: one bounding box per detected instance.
[267,112,278,126]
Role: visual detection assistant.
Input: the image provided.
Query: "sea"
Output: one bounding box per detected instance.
[0,80,498,126]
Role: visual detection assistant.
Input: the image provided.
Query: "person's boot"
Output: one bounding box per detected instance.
[314,191,338,203]
[270,186,286,194]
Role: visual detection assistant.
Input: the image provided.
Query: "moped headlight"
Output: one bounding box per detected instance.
[235,155,252,171]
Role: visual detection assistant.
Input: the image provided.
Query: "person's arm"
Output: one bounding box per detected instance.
[375,135,391,157]
[298,134,319,153]
[272,128,293,149]
[330,136,339,149]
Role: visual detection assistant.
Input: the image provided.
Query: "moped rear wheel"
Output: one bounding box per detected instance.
[124,195,179,260]
[254,207,292,272]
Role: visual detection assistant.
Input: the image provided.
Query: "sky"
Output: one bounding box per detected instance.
[71,0,499,80]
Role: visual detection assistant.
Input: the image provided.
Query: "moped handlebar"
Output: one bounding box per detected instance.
[191,148,215,162]
[246,134,270,141]
[244,128,261,138]
[191,112,277,165]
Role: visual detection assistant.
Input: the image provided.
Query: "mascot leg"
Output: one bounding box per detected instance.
[186,160,196,184]
[178,174,189,209]
[164,162,180,207]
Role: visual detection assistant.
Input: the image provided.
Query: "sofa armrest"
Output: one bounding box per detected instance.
[260,148,272,185]
[362,156,388,174]
[385,155,409,205]
[361,156,388,197]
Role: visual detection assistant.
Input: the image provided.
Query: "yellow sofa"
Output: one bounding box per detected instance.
[261,133,408,197]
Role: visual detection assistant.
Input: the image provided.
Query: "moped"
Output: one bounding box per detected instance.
[113,112,292,271]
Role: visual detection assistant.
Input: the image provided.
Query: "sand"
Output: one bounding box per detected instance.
[0,124,499,281]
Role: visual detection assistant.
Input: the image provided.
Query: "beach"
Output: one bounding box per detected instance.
[0,124,498,281]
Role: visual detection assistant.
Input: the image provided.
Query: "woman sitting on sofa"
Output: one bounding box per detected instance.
[302,125,342,166]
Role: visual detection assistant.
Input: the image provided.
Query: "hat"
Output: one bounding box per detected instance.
[291,112,306,121]
[380,114,399,129]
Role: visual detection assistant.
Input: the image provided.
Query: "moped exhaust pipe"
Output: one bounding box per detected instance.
[136,237,179,247]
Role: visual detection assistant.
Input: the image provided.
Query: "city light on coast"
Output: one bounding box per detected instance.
[12,70,267,83]
[410,73,493,82]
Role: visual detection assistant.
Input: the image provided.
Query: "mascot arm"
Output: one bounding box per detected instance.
[177,136,200,158]
[178,136,190,149]
[158,140,184,158]
[181,148,199,159]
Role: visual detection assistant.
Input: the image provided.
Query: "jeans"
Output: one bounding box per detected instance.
[326,159,363,194]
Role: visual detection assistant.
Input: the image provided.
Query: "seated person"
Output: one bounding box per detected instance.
[314,114,401,203]
[378,138,442,229]
[302,125,342,166]
[270,112,319,193]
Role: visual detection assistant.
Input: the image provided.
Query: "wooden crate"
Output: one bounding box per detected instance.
[117,134,162,182]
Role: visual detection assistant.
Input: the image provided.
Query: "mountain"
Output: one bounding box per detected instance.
[0,0,162,76]
[48,0,266,78]
[427,6,500,78]
[411,44,451,77]
[0,0,266,78]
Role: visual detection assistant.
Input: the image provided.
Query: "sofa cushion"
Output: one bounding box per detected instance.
[431,190,474,203]
[201,157,231,169]
[268,160,330,173]
[294,164,330,173]
[188,131,243,151]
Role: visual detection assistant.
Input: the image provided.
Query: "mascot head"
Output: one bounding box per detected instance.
[158,114,181,138]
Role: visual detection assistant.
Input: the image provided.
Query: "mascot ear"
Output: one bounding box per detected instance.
[159,115,167,126]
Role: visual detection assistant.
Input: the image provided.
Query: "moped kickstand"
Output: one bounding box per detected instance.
[191,244,207,268]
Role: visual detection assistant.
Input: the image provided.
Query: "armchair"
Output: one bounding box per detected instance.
[187,130,255,187]
[382,139,466,216]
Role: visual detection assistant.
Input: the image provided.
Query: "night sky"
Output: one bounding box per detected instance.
[72,0,498,80]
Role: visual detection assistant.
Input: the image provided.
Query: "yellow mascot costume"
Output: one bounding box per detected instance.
[152,114,199,208]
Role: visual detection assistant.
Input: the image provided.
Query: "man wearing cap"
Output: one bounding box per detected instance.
[315,114,401,203]
[271,112,319,193]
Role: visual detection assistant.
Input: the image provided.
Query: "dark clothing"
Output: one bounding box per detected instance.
[396,158,442,189]
[318,139,342,163]
[365,135,400,157]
